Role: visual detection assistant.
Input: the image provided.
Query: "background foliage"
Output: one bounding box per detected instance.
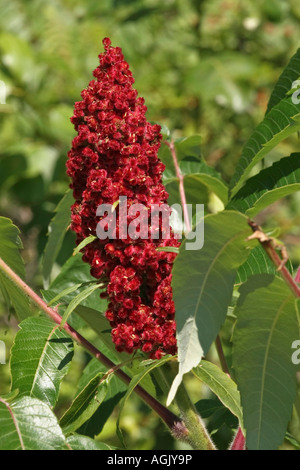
[0,0,300,450]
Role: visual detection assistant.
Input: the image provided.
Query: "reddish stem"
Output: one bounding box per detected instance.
[166,141,191,234]
[248,220,300,298]
[230,427,246,450]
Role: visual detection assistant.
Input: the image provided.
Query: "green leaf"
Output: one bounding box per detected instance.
[59,282,102,329]
[174,135,202,160]
[232,275,300,450]
[47,282,83,306]
[195,397,227,420]
[266,48,300,113]
[75,355,127,437]
[157,123,170,140]
[0,396,67,450]
[156,246,180,254]
[284,432,300,450]
[73,234,97,256]
[163,160,228,206]
[117,355,174,445]
[10,316,74,407]
[0,32,44,87]
[42,254,112,352]
[195,397,238,433]
[165,175,210,208]
[60,372,108,435]
[42,189,73,288]
[227,153,300,217]
[235,244,294,285]
[42,253,106,313]
[192,360,243,430]
[74,305,115,353]
[66,434,118,450]
[167,211,253,405]
[0,217,32,320]
[229,96,300,197]
[75,308,151,387]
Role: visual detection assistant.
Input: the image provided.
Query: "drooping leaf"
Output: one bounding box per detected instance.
[232,275,300,450]
[73,234,97,256]
[47,282,83,306]
[195,397,239,428]
[59,282,102,328]
[60,372,109,435]
[42,189,73,288]
[195,397,228,420]
[117,355,174,445]
[74,305,115,353]
[75,354,127,437]
[195,397,239,437]
[227,153,300,217]
[266,48,300,113]
[0,396,67,450]
[167,211,253,405]
[229,96,300,197]
[10,316,74,407]
[0,217,32,320]
[192,360,243,429]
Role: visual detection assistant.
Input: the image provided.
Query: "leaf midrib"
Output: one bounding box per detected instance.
[194,363,243,424]
[30,325,59,401]
[0,397,24,450]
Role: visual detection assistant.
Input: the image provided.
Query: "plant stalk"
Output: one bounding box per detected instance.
[160,363,216,450]
[166,140,191,234]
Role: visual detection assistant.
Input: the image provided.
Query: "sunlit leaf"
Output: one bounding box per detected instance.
[10,316,74,407]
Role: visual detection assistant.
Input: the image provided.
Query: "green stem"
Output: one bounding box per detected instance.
[161,363,216,450]
[215,334,230,375]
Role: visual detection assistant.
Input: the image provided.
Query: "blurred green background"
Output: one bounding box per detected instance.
[0,0,299,450]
